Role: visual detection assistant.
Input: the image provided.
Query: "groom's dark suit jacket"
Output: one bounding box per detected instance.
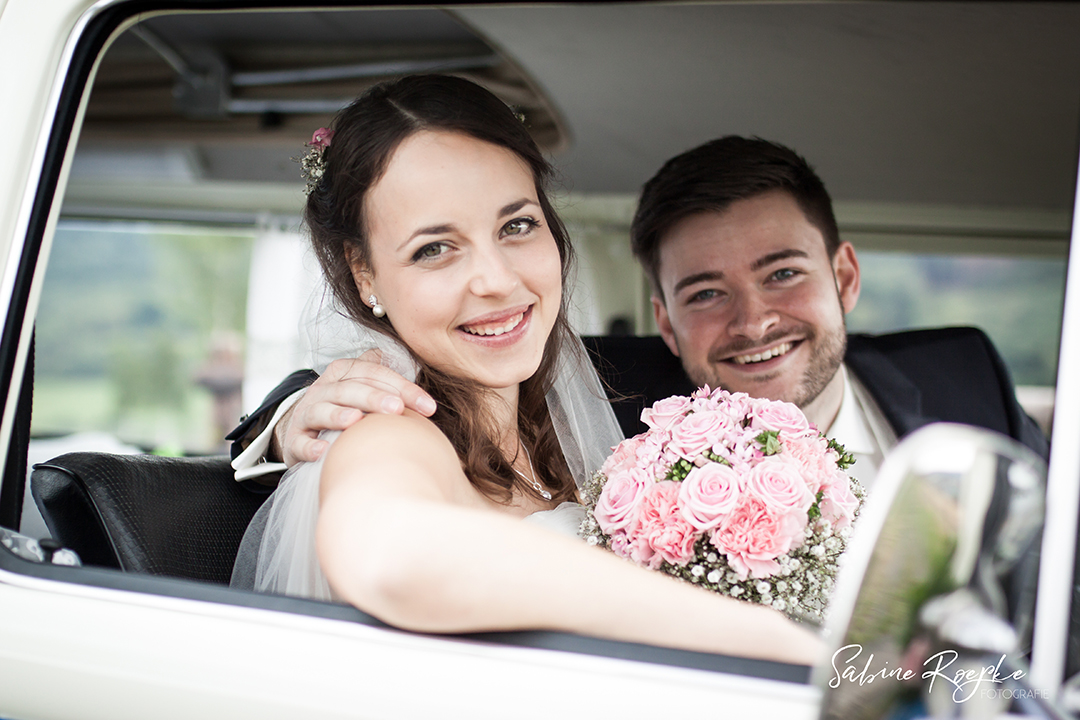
[227,326,1049,470]
[586,326,1048,460]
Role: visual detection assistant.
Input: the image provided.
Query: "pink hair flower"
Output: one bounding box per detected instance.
[310,128,335,149]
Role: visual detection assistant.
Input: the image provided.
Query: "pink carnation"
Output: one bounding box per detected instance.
[640,395,691,431]
[710,496,805,580]
[669,410,728,460]
[752,399,813,437]
[679,462,742,530]
[745,456,815,517]
[594,468,650,534]
[633,481,698,568]
[819,470,860,529]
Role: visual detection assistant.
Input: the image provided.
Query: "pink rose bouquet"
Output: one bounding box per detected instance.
[580,386,864,622]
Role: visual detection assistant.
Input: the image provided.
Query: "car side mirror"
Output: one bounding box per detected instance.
[815,423,1051,718]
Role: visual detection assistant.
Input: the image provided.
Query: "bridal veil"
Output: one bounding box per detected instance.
[231,291,624,600]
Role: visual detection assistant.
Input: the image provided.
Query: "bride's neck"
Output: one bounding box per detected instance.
[486,384,522,455]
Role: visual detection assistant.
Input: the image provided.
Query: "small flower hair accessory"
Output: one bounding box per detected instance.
[299,127,334,196]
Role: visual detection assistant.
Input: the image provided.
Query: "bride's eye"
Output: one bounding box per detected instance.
[412,242,449,262]
[502,217,539,237]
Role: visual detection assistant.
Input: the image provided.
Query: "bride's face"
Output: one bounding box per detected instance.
[355,130,562,393]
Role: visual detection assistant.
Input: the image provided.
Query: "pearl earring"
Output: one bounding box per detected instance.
[368,294,385,318]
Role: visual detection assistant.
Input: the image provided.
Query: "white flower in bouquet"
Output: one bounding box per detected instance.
[580,386,864,623]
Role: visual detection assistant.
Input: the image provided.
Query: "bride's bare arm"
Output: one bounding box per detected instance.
[316,413,821,666]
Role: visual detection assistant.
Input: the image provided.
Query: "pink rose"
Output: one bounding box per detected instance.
[633,481,698,568]
[710,496,805,580]
[745,456,815,516]
[641,395,691,431]
[310,127,334,148]
[600,435,645,476]
[668,410,727,460]
[819,470,860,528]
[782,434,836,493]
[594,468,650,534]
[752,399,813,437]
[678,462,742,530]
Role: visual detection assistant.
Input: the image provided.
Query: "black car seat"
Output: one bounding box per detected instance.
[31,452,267,584]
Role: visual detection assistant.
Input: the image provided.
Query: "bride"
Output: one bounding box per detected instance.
[235,74,820,665]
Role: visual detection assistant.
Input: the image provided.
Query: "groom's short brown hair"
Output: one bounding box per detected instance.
[630,136,840,298]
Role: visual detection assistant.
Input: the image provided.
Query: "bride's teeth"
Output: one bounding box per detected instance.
[733,342,792,365]
[463,312,524,337]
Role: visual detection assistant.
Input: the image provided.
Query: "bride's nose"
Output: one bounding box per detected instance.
[467,243,519,297]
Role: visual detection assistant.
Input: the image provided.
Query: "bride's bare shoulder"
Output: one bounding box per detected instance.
[322,410,461,492]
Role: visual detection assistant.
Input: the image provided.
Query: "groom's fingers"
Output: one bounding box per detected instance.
[279,354,438,466]
[321,355,437,417]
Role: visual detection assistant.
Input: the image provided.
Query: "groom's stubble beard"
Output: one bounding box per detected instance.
[677,315,847,411]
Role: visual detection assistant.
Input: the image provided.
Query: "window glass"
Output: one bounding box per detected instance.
[32,220,254,454]
[847,251,1067,387]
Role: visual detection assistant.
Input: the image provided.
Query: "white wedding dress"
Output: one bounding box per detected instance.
[230,302,623,601]
[523,502,587,539]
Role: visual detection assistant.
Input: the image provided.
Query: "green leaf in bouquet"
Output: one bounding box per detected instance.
[756,430,782,455]
[827,437,856,469]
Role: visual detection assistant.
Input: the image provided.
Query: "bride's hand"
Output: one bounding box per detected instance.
[273,351,438,466]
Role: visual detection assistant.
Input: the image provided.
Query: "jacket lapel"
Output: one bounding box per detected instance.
[845,335,930,438]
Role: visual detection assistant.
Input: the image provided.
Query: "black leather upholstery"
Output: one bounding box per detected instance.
[31,453,267,584]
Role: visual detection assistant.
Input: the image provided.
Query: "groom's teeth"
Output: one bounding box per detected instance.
[463,312,524,337]
[732,342,793,365]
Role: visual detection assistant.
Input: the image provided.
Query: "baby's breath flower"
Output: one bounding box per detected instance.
[691,565,705,577]
[707,569,721,584]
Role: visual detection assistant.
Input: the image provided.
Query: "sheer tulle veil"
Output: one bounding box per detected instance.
[231,288,624,600]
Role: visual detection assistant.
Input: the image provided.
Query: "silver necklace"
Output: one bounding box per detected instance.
[513,443,552,501]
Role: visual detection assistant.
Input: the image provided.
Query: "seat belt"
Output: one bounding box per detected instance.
[0,331,33,531]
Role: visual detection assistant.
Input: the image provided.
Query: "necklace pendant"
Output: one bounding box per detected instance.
[540,489,552,501]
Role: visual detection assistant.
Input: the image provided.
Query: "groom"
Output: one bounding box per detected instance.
[228,136,1048,489]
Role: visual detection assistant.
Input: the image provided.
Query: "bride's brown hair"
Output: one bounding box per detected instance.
[305,74,577,503]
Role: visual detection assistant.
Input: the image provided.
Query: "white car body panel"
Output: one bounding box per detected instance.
[0,568,818,717]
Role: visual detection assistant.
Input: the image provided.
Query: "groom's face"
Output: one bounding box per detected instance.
[651,190,860,410]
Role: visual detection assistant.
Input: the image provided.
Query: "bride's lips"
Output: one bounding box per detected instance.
[457,304,534,348]
[716,339,802,371]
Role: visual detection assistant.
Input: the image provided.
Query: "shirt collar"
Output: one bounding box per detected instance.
[825,364,877,455]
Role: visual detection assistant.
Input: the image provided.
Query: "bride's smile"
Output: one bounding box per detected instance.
[355,130,562,395]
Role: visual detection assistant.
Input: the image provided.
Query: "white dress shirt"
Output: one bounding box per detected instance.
[825,364,897,490]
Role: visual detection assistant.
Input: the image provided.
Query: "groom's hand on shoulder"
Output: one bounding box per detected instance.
[275,350,438,467]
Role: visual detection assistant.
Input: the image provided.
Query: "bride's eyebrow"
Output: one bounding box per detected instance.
[498,198,538,218]
[404,223,455,246]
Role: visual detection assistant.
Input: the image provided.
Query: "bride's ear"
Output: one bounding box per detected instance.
[344,244,375,300]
